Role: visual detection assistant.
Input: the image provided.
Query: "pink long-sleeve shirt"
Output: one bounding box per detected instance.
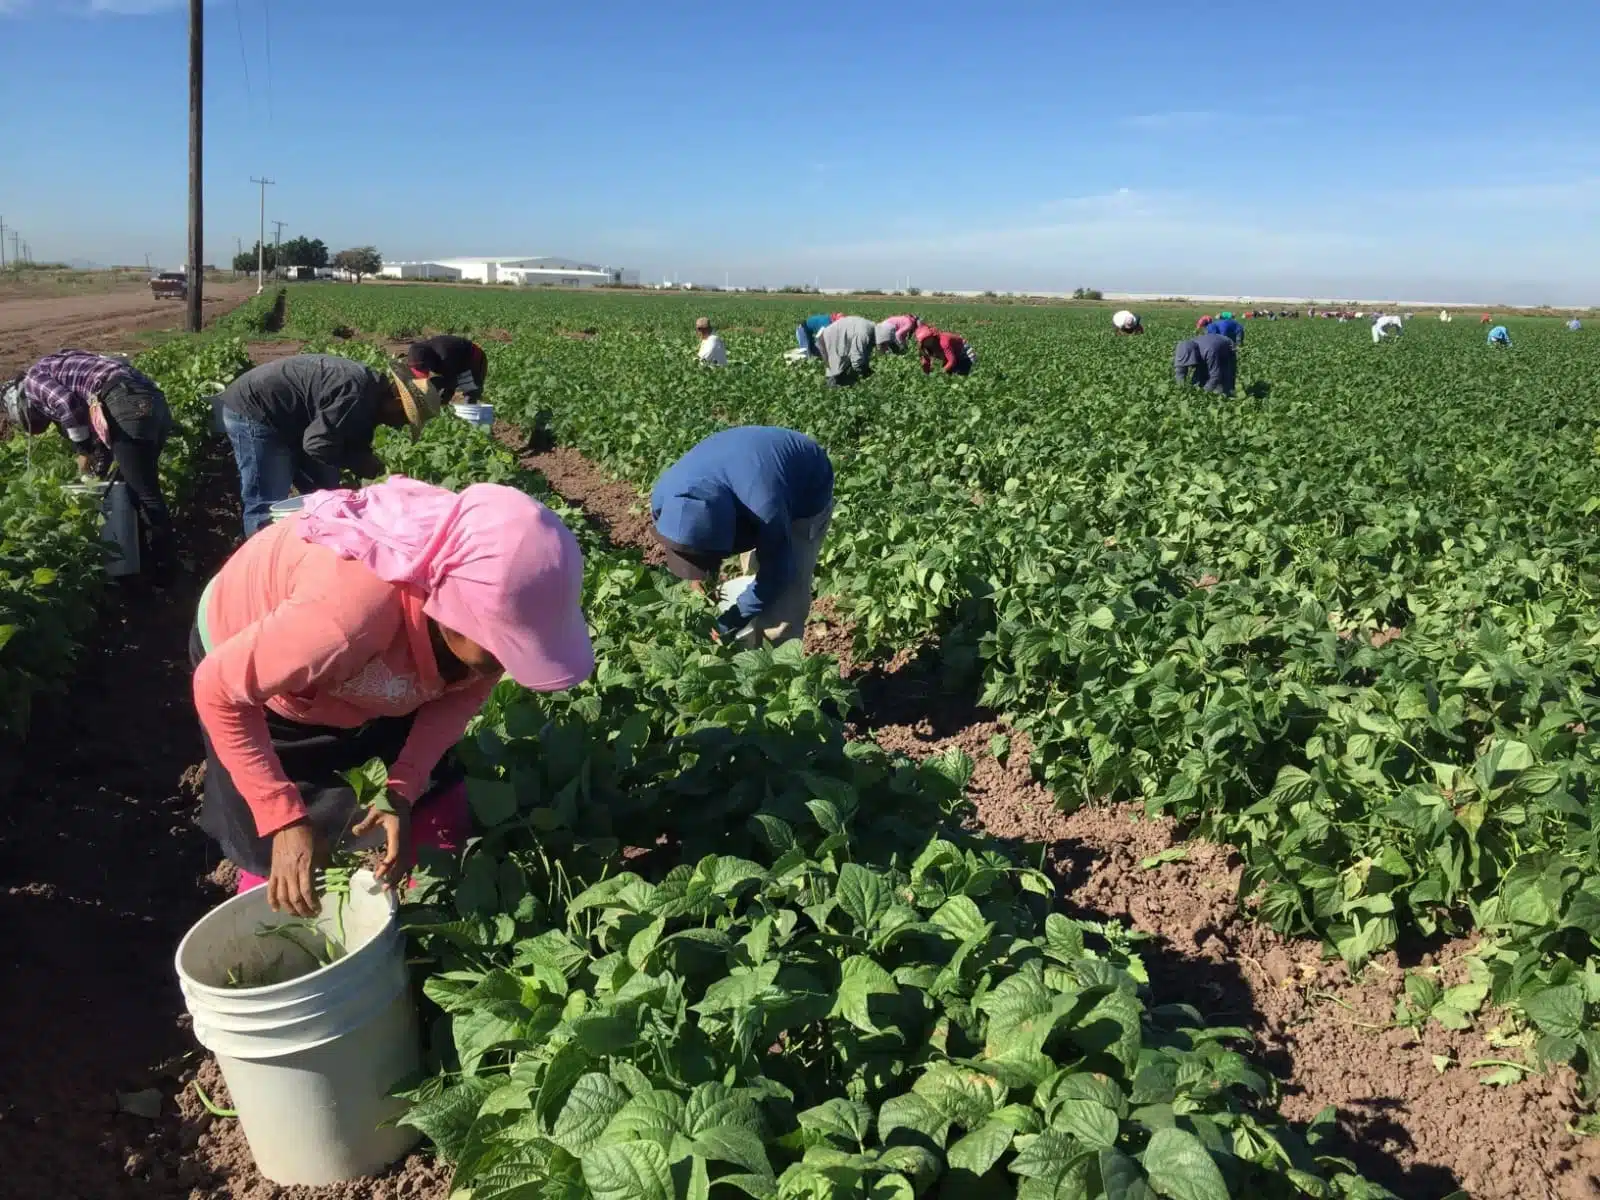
[919,331,968,374]
[194,519,497,838]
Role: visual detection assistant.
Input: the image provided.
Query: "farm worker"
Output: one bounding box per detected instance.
[915,324,977,376]
[406,335,487,405]
[795,312,845,358]
[190,476,593,916]
[882,314,920,343]
[1210,312,1245,346]
[816,315,879,386]
[3,350,176,582]
[650,426,834,648]
[1487,325,1512,347]
[1439,310,1452,322]
[1569,319,1583,332]
[1480,313,1493,324]
[1372,314,1404,343]
[873,318,911,355]
[216,354,442,537]
[1173,332,1237,396]
[1112,310,1144,334]
[1195,314,1214,331]
[695,317,728,366]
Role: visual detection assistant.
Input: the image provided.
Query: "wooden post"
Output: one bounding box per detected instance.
[185,0,204,332]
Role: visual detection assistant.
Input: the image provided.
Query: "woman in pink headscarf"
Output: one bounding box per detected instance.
[190,476,593,916]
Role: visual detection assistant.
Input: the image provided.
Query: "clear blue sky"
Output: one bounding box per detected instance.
[4,1,1597,304]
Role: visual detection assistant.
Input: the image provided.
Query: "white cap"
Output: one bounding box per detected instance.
[1112,310,1137,329]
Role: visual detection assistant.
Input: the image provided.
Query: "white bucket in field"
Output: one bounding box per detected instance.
[174,870,422,1186]
[452,403,495,429]
[268,496,304,523]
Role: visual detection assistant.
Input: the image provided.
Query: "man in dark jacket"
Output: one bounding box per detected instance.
[217,354,441,535]
[650,426,834,646]
[1173,333,1238,396]
[406,335,487,404]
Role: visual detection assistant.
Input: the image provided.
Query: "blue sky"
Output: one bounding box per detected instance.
[3,2,1598,303]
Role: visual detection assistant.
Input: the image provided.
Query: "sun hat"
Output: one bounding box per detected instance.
[387,368,443,440]
[1218,311,1233,320]
[298,477,594,692]
[695,317,713,332]
[655,532,725,584]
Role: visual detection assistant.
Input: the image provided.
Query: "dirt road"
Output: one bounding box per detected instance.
[0,280,257,375]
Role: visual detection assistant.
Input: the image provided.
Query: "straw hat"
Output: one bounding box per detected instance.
[388,368,442,439]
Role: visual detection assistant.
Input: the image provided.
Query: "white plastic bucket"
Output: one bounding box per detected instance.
[174,870,422,1185]
[718,574,756,611]
[452,403,495,429]
[268,496,304,523]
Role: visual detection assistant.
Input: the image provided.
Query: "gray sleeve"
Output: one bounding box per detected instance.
[301,368,377,470]
[1173,342,1197,384]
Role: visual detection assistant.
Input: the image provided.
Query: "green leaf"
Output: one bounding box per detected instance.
[1053,1098,1119,1150]
[1142,1128,1227,1200]
[553,1073,630,1154]
[1009,1130,1092,1184]
[691,1125,773,1177]
[798,1097,874,1146]
[831,955,898,1033]
[914,1064,1006,1128]
[468,777,519,827]
[1099,1148,1157,1200]
[1523,983,1586,1040]
[396,1076,496,1159]
[581,1140,674,1200]
[946,1120,1014,1177]
[836,863,894,933]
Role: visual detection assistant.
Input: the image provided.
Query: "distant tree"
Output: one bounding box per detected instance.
[233,241,276,274]
[906,286,922,297]
[333,246,382,282]
[1072,287,1104,300]
[280,236,329,269]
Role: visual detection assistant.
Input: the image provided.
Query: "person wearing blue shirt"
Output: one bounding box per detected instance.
[651,426,835,646]
[1210,312,1245,346]
[1487,325,1512,347]
[1173,333,1238,396]
[795,313,840,358]
[1569,319,1582,332]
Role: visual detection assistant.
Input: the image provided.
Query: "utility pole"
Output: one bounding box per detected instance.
[10,233,19,265]
[0,217,7,269]
[186,0,204,331]
[271,219,287,280]
[250,176,274,293]
[235,236,243,280]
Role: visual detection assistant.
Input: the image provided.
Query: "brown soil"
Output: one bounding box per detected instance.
[244,341,306,367]
[556,328,597,340]
[0,281,258,375]
[494,429,663,563]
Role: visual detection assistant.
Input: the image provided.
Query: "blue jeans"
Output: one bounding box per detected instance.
[222,408,324,535]
[795,324,821,357]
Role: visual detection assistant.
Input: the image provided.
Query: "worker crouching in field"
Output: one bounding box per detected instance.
[1488,325,1513,347]
[873,318,910,356]
[1210,312,1245,346]
[817,315,879,386]
[1112,310,1144,334]
[650,426,834,648]
[1173,331,1238,396]
[4,350,176,582]
[916,324,976,375]
[190,476,593,916]
[217,354,442,536]
[1372,314,1404,343]
[695,317,728,366]
[795,312,845,358]
[406,335,487,404]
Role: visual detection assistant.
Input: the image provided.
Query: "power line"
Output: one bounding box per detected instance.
[232,0,252,103]
[250,176,274,293]
[262,0,274,125]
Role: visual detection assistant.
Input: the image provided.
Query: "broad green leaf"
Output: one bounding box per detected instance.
[1142,1128,1226,1200]
[836,863,895,932]
[554,1073,630,1154]
[581,1140,674,1200]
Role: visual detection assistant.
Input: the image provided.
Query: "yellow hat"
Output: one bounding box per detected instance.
[388,368,442,440]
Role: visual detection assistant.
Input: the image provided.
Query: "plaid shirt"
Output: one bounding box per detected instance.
[22,350,156,445]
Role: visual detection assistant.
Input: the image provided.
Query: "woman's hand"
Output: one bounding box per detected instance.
[268,820,321,917]
[352,790,414,889]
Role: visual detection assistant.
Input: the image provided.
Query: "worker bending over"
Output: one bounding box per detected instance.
[4,350,176,582]
[817,315,879,386]
[650,426,834,648]
[217,354,441,536]
[1112,310,1144,334]
[406,335,487,405]
[1173,332,1237,396]
[1210,312,1245,346]
[1372,314,1404,343]
[916,324,976,375]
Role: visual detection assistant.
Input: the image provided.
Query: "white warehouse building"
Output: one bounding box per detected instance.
[379,256,639,287]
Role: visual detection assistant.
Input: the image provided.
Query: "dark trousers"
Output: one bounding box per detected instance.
[189,624,463,877]
[100,379,175,579]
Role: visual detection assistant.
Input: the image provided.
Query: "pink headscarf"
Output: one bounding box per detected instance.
[296,476,593,692]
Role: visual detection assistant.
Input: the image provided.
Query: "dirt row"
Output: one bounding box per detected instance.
[4,420,1598,1199]
[0,280,261,377]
